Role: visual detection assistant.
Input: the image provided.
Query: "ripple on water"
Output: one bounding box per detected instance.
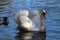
[0,0,18,17]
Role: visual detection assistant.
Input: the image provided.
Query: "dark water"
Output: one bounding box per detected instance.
[0,0,60,40]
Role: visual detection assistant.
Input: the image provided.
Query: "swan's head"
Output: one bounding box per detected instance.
[20,10,29,17]
[39,10,46,18]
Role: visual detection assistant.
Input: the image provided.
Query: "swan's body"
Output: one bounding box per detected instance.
[14,9,45,32]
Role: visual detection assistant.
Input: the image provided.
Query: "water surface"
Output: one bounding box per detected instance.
[0,0,60,40]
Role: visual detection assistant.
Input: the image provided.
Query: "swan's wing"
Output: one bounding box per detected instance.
[29,10,41,30]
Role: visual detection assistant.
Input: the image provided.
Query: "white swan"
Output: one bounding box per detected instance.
[14,9,46,32]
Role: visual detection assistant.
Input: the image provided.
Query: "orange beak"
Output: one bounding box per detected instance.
[44,14,46,19]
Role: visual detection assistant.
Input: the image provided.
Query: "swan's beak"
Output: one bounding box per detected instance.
[43,12,46,19]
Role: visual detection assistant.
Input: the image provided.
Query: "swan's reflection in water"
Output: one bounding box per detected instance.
[15,31,46,40]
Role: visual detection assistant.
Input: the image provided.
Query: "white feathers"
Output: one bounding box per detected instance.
[14,9,40,31]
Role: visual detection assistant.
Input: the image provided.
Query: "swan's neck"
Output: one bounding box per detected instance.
[40,15,45,32]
